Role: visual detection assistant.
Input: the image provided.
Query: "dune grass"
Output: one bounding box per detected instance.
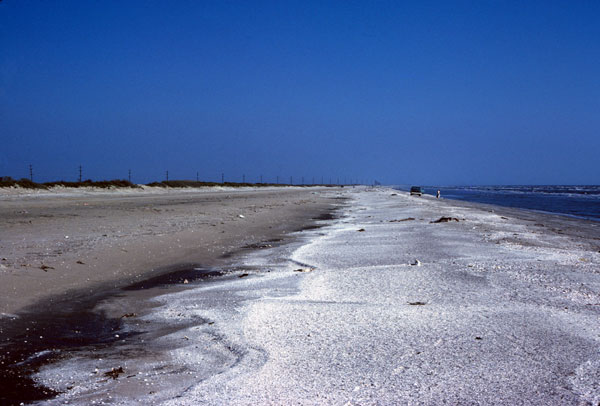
[0,177,337,189]
[0,177,139,189]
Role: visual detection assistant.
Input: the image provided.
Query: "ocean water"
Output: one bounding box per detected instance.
[395,185,600,222]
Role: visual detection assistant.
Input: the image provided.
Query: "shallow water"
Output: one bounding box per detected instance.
[396,185,600,221]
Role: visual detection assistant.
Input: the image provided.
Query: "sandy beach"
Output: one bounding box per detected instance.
[2,186,600,405]
[0,186,344,404]
[0,186,339,315]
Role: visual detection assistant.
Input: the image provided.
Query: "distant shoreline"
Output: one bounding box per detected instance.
[394,185,600,222]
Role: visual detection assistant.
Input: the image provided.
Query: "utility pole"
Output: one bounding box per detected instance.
[78,165,82,182]
[242,174,245,183]
[290,176,293,185]
[221,173,224,183]
[260,174,263,184]
[29,164,33,182]
[196,172,199,182]
[321,176,324,185]
[276,175,279,184]
[301,176,304,185]
[128,169,131,183]
[166,171,169,182]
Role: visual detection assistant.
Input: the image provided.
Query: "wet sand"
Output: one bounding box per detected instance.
[0,186,343,404]
[3,186,600,405]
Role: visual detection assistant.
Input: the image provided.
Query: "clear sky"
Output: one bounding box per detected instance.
[1,1,599,185]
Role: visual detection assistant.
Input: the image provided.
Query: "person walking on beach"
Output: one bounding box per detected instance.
[436,190,440,199]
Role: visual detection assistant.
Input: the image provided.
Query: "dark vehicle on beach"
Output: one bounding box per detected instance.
[410,186,424,196]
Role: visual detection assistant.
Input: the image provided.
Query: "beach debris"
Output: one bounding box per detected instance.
[294,267,314,273]
[238,273,249,278]
[389,218,415,222]
[121,313,137,318]
[183,279,189,284]
[475,336,483,340]
[410,259,421,266]
[1,258,6,261]
[431,217,460,223]
[64,235,69,239]
[238,214,245,218]
[40,264,54,271]
[390,193,398,196]
[183,336,190,340]
[76,260,85,265]
[408,301,427,306]
[357,228,365,232]
[104,366,124,380]
[244,242,273,249]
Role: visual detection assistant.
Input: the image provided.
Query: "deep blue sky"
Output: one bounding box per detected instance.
[1,1,599,185]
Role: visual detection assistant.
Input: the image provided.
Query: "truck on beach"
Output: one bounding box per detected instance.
[410,186,424,196]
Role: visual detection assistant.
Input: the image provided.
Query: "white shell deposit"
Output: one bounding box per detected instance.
[36,188,600,405]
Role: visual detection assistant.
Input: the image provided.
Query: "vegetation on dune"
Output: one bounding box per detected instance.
[45,179,140,189]
[145,180,308,188]
[0,177,139,189]
[0,177,48,189]
[0,176,337,189]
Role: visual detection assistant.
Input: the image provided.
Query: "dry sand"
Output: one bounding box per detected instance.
[0,186,339,315]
